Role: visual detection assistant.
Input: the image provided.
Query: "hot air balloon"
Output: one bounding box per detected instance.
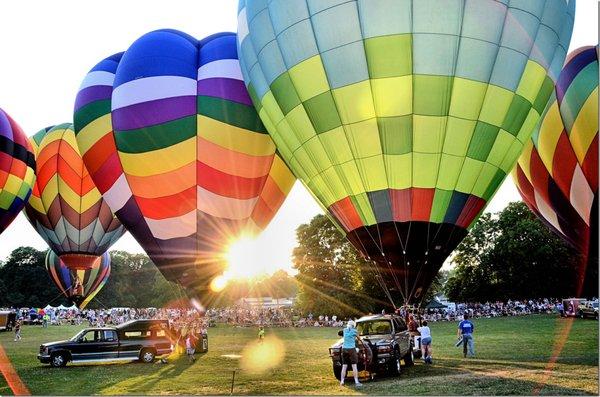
[46,250,111,309]
[237,0,576,303]
[24,124,125,306]
[0,108,35,234]
[513,45,598,295]
[73,30,295,297]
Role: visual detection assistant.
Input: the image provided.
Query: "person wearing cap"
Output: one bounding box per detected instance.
[339,320,362,387]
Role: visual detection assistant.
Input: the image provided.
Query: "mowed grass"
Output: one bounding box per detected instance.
[0,315,597,395]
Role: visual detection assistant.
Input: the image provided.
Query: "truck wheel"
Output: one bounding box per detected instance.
[333,364,342,381]
[388,350,401,376]
[595,312,598,321]
[50,352,67,367]
[403,348,414,367]
[579,311,585,319]
[140,348,155,363]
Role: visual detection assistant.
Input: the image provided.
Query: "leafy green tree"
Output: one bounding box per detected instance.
[292,215,392,317]
[89,251,185,308]
[0,247,65,307]
[446,202,583,302]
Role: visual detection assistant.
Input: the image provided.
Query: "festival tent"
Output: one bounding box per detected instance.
[425,300,448,310]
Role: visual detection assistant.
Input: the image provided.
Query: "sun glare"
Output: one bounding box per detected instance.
[224,237,269,280]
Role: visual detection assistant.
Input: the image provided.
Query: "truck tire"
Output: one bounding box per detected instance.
[403,347,414,367]
[333,364,342,380]
[388,349,401,377]
[579,311,585,319]
[140,348,156,363]
[50,352,67,367]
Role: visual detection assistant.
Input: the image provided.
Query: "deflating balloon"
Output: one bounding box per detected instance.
[46,250,110,309]
[74,31,295,295]
[237,0,576,302]
[24,124,125,269]
[0,108,35,234]
[514,45,598,293]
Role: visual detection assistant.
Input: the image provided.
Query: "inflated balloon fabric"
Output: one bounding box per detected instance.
[237,0,575,301]
[0,108,35,235]
[74,31,294,292]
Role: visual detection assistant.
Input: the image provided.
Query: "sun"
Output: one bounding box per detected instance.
[224,237,269,280]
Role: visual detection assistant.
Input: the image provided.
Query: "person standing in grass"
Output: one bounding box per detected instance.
[14,319,22,341]
[258,326,265,343]
[458,314,475,357]
[185,334,196,363]
[339,320,362,387]
[417,320,433,364]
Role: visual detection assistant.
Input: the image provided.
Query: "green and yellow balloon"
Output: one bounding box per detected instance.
[237,0,576,303]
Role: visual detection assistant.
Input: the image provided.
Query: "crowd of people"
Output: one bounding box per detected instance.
[4,297,574,332]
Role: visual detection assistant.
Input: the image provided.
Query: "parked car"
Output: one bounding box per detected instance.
[329,314,419,381]
[562,298,586,317]
[0,311,16,331]
[37,319,173,367]
[578,300,599,320]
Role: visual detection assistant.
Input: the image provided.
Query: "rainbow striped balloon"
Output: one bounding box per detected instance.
[24,124,125,269]
[0,108,35,234]
[46,250,111,309]
[74,30,295,293]
[514,46,598,275]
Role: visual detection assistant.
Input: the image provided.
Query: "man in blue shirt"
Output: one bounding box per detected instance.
[457,314,475,358]
[339,320,362,387]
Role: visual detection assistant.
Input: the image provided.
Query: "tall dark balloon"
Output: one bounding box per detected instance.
[237,0,576,302]
[0,108,35,234]
[514,46,598,295]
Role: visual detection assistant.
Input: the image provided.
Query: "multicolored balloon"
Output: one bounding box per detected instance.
[514,45,598,290]
[0,108,35,234]
[24,124,125,269]
[237,0,576,302]
[74,30,295,294]
[46,250,111,309]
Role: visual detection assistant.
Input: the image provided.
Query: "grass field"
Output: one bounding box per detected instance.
[0,315,597,395]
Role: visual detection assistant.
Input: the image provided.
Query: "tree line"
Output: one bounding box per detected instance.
[0,201,594,312]
[0,248,297,309]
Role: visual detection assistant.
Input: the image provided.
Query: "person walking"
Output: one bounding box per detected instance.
[14,319,22,341]
[417,320,433,364]
[457,314,475,357]
[339,320,362,387]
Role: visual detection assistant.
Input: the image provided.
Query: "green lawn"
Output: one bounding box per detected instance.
[0,315,597,395]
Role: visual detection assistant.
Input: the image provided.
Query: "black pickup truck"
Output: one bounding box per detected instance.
[38,319,173,367]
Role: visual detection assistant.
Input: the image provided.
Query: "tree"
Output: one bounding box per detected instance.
[0,247,64,307]
[89,251,185,308]
[292,215,392,317]
[446,201,583,302]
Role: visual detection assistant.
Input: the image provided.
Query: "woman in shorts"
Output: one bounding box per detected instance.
[417,320,433,364]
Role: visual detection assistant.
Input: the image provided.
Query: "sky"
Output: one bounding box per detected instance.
[0,0,597,275]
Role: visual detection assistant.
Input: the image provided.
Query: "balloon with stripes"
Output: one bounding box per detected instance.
[74,30,295,297]
[24,124,125,270]
[0,108,35,235]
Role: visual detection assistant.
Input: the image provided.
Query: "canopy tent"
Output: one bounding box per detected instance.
[425,300,448,310]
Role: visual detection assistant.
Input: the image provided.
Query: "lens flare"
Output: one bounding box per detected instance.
[240,336,285,374]
[224,237,270,279]
[210,275,229,292]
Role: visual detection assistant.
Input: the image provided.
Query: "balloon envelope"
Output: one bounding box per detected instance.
[0,108,35,234]
[24,124,125,269]
[46,250,111,309]
[237,0,576,302]
[74,31,295,294]
[514,45,598,291]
